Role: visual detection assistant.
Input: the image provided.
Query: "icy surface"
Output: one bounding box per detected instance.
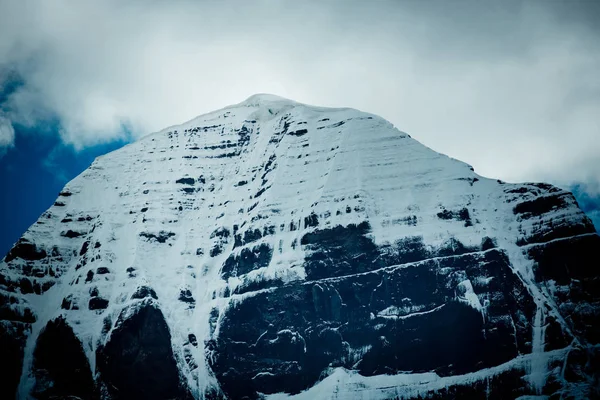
[266,348,570,400]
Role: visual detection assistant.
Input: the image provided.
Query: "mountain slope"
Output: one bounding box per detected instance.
[1,94,598,399]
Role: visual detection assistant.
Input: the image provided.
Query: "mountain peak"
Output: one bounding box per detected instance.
[1,97,599,399]
[241,93,295,105]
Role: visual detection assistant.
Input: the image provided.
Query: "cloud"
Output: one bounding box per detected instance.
[0,115,15,157]
[0,0,598,188]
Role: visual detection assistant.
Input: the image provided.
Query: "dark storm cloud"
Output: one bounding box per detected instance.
[0,0,598,191]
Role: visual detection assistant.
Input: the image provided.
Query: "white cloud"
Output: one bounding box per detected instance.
[0,115,15,157]
[0,0,598,188]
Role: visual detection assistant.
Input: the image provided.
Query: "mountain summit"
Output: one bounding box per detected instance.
[1,96,598,399]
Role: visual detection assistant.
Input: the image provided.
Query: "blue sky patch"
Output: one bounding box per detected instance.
[0,126,128,256]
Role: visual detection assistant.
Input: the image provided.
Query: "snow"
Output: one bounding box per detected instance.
[529,304,548,393]
[456,279,484,317]
[266,348,569,400]
[377,304,446,320]
[1,93,595,398]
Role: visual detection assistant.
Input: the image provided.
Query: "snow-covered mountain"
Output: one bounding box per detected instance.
[1,94,598,399]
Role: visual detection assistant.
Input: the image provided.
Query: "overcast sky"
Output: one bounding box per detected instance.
[0,0,599,192]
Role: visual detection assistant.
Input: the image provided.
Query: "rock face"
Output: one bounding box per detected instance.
[1,94,598,399]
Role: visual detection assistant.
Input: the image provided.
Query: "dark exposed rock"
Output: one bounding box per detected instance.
[437,209,453,220]
[89,297,109,310]
[210,245,223,257]
[19,278,34,294]
[513,193,568,217]
[0,297,36,323]
[528,234,600,342]
[62,230,83,238]
[213,231,534,398]
[243,228,262,244]
[210,227,231,239]
[289,129,308,136]
[380,235,430,266]
[211,240,535,399]
[263,225,276,236]
[61,295,73,310]
[0,320,27,399]
[545,315,571,351]
[255,186,268,198]
[139,231,176,243]
[179,289,195,304]
[176,177,196,185]
[221,243,273,280]
[96,267,110,274]
[300,221,381,280]
[437,207,473,227]
[80,240,90,256]
[395,215,418,226]
[563,346,600,384]
[247,202,258,212]
[233,234,243,248]
[481,236,496,250]
[102,316,112,335]
[359,302,487,375]
[304,212,319,228]
[31,317,96,399]
[4,239,47,262]
[96,305,188,400]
